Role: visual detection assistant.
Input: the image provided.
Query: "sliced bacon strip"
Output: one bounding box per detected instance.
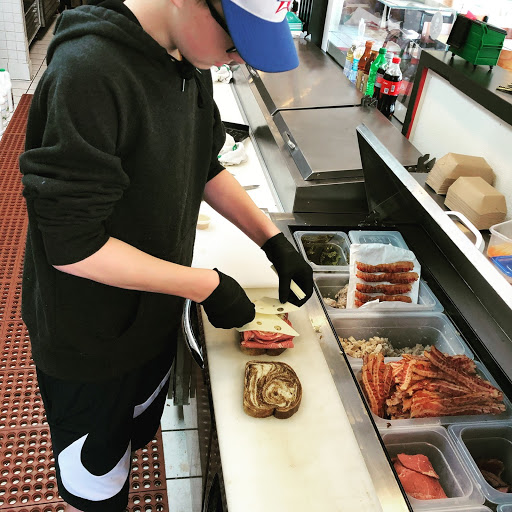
[425,346,502,398]
[356,261,414,273]
[361,349,506,421]
[356,283,412,295]
[357,271,419,284]
[355,291,412,305]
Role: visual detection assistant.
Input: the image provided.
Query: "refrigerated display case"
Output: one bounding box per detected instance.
[188,122,512,511]
[265,125,512,510]
[323,0,456,120]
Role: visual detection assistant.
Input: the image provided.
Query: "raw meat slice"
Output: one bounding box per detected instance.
[397,453,440,479]
[393,459,447,500]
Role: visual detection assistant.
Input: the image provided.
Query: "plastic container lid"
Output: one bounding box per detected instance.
[448,422,512,506]
[493,256,512,278]
[348,230,409,250]
[392,56,401,63]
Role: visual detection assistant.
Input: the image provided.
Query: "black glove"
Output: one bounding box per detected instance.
[261,233,313,307]
[201,269,255,329]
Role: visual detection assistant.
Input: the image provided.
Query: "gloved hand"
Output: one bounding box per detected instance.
[201,269,255,329]
[261,233,313,307]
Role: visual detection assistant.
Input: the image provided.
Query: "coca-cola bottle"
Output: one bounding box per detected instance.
[373,51,393,104]
[378,56,402,120]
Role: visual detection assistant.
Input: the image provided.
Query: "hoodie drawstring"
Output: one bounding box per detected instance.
[175,59,205,108]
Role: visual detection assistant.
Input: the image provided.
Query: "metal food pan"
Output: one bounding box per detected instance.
[333,313,471,367]
[315,273,443,314]
[348,230,409,250]
[355,362,512,430]
[448,422,512,506]
[293,230,350,272]
[381,426,484,509]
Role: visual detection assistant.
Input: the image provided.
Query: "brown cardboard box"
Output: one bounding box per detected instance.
[445,176,507,230]
[426,153,495,194]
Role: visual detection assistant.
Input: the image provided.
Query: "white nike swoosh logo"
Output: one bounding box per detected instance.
[58,365,171,501]
[133,366,172,419]
[58,434,131,501]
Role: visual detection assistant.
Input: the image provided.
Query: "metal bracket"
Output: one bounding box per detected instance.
[416,153,436,173]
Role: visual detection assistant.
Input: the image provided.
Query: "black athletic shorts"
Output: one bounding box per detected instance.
[37,350,174,512]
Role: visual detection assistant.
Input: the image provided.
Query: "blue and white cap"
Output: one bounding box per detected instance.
[221,0,299,73]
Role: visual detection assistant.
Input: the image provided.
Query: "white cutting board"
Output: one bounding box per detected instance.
[202,288,383,512]
[192,203,278,289]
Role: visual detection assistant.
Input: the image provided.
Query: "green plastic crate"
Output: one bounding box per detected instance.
[447,14,506,67]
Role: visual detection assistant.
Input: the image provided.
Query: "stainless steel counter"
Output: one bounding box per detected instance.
[231,39,422,213]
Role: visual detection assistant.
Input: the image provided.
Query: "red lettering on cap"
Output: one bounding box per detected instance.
[275,1,291,13]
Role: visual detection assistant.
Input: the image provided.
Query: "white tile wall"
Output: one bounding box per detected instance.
[0,0,31,79]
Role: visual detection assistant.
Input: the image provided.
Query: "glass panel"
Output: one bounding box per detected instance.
[326,0,457,117]
[326,0,512,118]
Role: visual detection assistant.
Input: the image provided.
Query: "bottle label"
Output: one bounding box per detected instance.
[381,79,402,96]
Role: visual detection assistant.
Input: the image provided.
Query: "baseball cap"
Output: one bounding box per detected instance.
[220,0,299,73]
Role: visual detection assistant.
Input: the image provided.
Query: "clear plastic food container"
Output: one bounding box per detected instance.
[356,362,512,430]
[488,219,512,284]
[293,231,350,272]
[499,505,512,511]
[381,426,484,509]
[448,422,512,506]
[348,230,409,250]
[332,313,470,368]
[315,273,443,314]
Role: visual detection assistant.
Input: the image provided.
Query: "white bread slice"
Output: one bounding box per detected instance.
[243,361,302,419]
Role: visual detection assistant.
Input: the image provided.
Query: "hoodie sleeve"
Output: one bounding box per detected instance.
[20,57,130,266]
[206,99,226,182]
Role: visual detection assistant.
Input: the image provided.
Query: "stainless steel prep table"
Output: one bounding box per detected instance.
[248,39,363,115]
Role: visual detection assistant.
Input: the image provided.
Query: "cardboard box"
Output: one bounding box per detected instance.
[426,153,495,194]
[445,176,507,230]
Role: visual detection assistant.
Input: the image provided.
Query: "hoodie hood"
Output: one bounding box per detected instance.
[47,2,203,101]
[48,3,170,66]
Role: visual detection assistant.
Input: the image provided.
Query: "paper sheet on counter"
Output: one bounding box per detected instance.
[347,243,421,310]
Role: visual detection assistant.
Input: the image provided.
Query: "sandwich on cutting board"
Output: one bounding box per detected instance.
[236,297,300,355]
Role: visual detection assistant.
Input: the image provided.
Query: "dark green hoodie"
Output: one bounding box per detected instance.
[20,1,225,381]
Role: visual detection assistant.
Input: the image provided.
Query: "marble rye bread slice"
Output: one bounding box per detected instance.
[243,361,302,419]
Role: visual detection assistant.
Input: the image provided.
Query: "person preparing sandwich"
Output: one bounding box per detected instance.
[19,0,313,511]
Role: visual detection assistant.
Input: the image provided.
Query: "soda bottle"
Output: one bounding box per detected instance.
[365,47,387,97]
[344,42,356,78]
[375,51,393,107]
[379,56,402,120]
[349,58,359,84]
[355,40,372,91]
[360,44,378,94]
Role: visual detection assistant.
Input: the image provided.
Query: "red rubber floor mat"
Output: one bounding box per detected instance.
[0,320,34,371]
[0,429,169,511]
[0,280,22,323]
[0,94,170,510]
